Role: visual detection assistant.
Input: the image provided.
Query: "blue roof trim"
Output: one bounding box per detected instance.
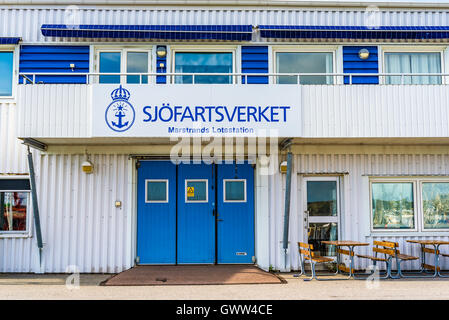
[259,25,449,39]
[0,37,21,44]
[41,24,253,41]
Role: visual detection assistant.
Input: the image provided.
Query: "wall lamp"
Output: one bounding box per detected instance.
[82,152,94,174]
[156,45,167,58]
[358,48,370,60]
[22,138,48,152]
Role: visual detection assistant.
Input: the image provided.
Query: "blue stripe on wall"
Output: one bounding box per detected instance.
[241,46,268,84]
[156,46,167,84]
[19,45,89,84]
[343,46,379,84]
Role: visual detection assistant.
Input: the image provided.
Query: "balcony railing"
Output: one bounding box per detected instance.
[18,72,448,85]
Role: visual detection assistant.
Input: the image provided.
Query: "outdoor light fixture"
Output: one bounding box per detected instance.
[82,152,94,174]
[279,161,288,174]
[156,45,167,58]
[358,48,370,60]
[22,138,48,152]
[70,63,75,71]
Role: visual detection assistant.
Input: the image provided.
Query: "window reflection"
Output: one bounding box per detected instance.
[422,182,449,229]
[175,52,233,84]
[127,52,148,84]
[276,52,333,85]
[308,222,338,257]
[0,52,13,96]
[0,192,28,231]
[307,181,337,217]
[372,182,415,229]
[99,52,121,84]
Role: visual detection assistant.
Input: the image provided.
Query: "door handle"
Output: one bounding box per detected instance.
[217,219,224,222]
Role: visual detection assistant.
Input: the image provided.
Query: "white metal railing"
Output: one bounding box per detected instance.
[17,72,449,85]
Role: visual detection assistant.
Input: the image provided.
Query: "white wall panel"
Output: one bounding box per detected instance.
[0,153,132,273]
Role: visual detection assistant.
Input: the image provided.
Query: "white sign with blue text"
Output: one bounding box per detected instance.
[91,84,301,137]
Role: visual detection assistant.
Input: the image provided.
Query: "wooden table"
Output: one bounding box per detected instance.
[406,240,449,278]
[321,241,369,278]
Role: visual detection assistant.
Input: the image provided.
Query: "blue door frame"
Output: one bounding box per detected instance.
[137,161,255,264]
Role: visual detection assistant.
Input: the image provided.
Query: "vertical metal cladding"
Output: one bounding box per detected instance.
[0,153,132,273]
[1,7,449,43]
[269,153,449,272]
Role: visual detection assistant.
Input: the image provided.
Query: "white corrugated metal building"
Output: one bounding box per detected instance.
[2,0,449,274]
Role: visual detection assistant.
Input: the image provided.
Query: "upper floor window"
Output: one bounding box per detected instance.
[276,52,334,85]
[98,49,150,84]
[384,52,442,85]
[174,52,233,84]
[0,51,13,96]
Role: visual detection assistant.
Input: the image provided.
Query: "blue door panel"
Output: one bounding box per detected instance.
[217,163,255,263]
[177,164,215,264]
[137,161,176,264]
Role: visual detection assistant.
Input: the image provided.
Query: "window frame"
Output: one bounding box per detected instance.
[170,45,237,84]
[145,179,169,204]
[0,176,33,238]
[185,179,209,203]
[369,177,449,234]
[272,45,337,85]
[94,46,152,84]
[419,179,449,232]
[0,46,17,100]
[380,46,446,85]
[223,179,247,203]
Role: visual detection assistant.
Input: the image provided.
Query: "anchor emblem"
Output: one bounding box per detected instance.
[105,85,135,133]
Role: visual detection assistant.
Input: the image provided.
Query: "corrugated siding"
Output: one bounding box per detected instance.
[241,46,269,84]
[19,45,89,84]
[269,153,449,272]
[302,85,449,138]
[343,46,379,84]
[17,84,91,138]
[2,7,449,43]
[0,102,28,174]
[1,153,132,273]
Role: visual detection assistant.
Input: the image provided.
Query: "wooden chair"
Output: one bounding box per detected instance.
[355,241,395,279]
[356,240,418,279]
[297,242,335,281]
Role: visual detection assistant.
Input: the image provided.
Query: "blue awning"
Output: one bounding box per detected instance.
[41,24,253,41]
[0,37,21,44]
[258,25,449,40]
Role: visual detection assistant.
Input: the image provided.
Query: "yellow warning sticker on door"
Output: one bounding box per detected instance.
[187,186,194,197]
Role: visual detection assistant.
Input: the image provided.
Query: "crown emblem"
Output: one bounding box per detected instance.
[111,85,130,101]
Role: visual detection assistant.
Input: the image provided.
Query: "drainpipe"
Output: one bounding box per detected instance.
[281,139,293,271]
[27,147,44,272]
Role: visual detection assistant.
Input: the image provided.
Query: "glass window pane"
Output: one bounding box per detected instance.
[276,52,333,85]
[186,180,207,202]
[146,181,167,202]
[99,52,121,84]
[385,52,441,84]
[225,180,246,202]
[307,181,337,217]
[0,52,13,96]
[1,192,28,231]
[308,222,338,257]
[127,52,148,84]
[175,52,233,84]
[372,182,415,229]
[422,182,449,229]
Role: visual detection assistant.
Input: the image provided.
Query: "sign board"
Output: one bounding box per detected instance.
[187,187,194,197]
[91,84,301,137]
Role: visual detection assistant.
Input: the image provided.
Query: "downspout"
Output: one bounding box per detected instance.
[27,147,44,272]
[281,139,293,271]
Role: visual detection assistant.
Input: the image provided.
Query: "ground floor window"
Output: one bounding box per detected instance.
[370,178,449,232]
[0,178,31,234]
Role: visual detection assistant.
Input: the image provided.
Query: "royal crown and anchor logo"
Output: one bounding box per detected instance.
[105,85,136,132]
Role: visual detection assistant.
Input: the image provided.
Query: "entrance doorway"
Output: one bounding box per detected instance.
[303,177,340,257]
[137,161,255,265]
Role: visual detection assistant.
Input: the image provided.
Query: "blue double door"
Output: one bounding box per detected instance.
[137,161,254,264]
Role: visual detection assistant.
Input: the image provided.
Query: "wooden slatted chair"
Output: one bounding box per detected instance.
[354,241,395,279]
[297,242,335,281]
